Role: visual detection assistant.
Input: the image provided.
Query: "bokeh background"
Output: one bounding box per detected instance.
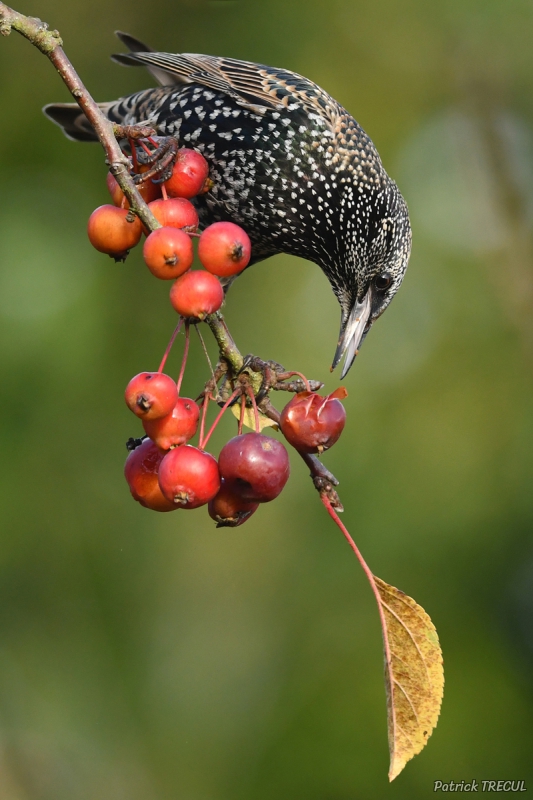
[1,0,533,797]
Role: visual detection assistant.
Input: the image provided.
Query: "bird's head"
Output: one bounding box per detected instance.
[331,183,412,378]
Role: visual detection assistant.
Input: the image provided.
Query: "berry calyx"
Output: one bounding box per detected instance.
[218,433,290,503]
[124,438,176,512]
[147,197,199,231]
[164,148,209,199]
[198,221,251,277]
[143,227,194,280]
[125,372,178,420]
[169,271,224,319]
[208,480,259,527]
[142,397,199,450]
[87,204,142,258]
[279,387,348,454]
[158,445,220,508]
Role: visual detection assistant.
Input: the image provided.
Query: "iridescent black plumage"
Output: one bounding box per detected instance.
[44,35,412,376]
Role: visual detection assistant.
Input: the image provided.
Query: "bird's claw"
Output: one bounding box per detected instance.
[134,136,179,184]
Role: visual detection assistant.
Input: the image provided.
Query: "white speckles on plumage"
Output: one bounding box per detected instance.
[49,47,411,337]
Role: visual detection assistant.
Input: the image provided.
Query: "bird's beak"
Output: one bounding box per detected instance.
[331,288,373,378]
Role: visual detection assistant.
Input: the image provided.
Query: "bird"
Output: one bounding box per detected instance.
[44,32,412,378]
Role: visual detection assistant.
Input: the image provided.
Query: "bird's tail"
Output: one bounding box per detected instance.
[43,31,177,142]
[42,101,117,142]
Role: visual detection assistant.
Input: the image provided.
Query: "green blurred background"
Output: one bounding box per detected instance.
[1,0,533,797]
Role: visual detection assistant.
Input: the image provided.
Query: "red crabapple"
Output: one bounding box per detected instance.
[142,397,200,450]
[279,387,347,454]
[218,433,290,503]
[143,227,194,280]
[169,271,224,319]
[125,372,178,420]
[124,438,176,512]
[158,445,220,508]
[147,197,199,231]
[208,480,259,527]
[198,221,251,277]
[87,205,142,258]
[164,149,209,199]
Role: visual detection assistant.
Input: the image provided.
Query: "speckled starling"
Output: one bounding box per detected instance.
[44,33,412,377]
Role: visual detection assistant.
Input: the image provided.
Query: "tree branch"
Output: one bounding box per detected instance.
[0,1,343,511]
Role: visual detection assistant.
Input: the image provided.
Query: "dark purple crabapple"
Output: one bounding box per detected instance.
[218,432,290,503]
[280,387,347,454]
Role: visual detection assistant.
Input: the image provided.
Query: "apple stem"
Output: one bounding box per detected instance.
[199,392,211,449]
[246,386,261,432]
[194,324,216,381]
[161,184,168,201]
[238,394,246,435]
[176,321,190,395]
[201,388,241,449]
[158,318,183,373]
[139,139,154,157]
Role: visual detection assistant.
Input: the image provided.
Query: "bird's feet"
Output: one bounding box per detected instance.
[134,136,180,184]
[239,354,323,403]
[112,122,157,141]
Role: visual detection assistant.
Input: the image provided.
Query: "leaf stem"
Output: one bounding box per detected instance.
[320,494,393,718]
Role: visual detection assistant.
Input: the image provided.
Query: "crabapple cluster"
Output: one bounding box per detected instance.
[123,367,348,527]
[86,136,348,526]
[87,143,251,319]
[123,360,292,524]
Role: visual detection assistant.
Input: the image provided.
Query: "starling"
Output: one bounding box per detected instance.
[44,33,412,377]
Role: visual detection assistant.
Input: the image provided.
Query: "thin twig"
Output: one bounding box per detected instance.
[204,312,244,375]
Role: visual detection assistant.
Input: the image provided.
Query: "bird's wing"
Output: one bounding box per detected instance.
[111,50,339,124]
[114,32,184,87]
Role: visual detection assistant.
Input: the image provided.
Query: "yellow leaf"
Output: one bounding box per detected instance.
[374,577,444,781]
[230,402,279,431]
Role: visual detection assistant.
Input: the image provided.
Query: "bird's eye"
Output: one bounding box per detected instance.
[374,273,393,291]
